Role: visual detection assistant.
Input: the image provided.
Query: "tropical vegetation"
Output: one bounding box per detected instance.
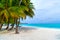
[0,0,34,34]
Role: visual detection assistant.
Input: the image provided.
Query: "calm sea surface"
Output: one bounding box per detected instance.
[19,23,60,28]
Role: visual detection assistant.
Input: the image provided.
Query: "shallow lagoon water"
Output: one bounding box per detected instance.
[19,23,60,29]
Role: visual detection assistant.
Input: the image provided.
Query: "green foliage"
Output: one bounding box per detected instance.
[0,0,34,26]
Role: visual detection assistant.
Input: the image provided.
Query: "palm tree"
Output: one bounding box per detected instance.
[15,0,34,33]
[0,0,34,34]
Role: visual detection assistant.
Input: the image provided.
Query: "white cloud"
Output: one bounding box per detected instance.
[31,0,60,9]
[21,0,60,23]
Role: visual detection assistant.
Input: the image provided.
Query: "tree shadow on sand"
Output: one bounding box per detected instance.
[0,27,37,34]
[19,27,37,32]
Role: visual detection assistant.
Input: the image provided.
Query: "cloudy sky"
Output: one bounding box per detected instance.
[21,0,60,23]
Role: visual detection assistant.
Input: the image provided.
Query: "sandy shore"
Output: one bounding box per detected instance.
[0,27,60,40]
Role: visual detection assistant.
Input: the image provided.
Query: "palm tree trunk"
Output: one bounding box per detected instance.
[6,18,9,30]
[19,0,22,6]
[6,23,9,30]
[0,18,4,30]
[18,18,20,26]
[15,19,19,34]
[0,24,3,30]
[8,24,14,31]
[11,24,14,29]
[9,17,16,30]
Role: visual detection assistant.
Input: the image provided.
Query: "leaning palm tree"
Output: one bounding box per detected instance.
[0,0,26,33]
[0,0,34,34]
[15,0,35,33]
[7,0,34,33]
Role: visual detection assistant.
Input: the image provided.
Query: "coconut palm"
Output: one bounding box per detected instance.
[0,0,34,34]
[8,0,34,33]
[0,0,26,33]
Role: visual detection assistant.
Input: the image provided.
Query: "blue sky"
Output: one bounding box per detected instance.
[21,0,60,23]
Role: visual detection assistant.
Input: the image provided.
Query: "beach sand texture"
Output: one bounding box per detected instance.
[0,27,60,40]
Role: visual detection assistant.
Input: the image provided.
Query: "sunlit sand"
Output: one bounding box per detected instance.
[0,26,60,40]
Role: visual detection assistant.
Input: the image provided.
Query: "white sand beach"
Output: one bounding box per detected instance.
[0,27,60,40]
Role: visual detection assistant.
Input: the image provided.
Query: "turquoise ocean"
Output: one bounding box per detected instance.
[19,23,60,29]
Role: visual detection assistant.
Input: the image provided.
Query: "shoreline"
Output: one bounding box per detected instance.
[0,26,60,40]
[21,26,60,30]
